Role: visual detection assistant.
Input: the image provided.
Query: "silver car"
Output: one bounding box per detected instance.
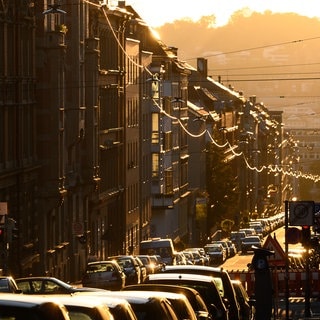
[82,260,126,290]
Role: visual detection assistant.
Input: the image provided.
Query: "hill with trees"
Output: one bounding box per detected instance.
[155,11,320,115]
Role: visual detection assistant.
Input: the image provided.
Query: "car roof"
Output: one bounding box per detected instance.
[72,291,160,304]
[163,265,225,274]
[124,284,209,311]
[35,294,114,308]
[16,276,71,285]
[87,260,118,264]
[0,293,69,306]
[147,272,217,283]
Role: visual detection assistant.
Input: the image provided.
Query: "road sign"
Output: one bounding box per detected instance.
[285,227,301,244]
[289,201,314,226]
[0,202,8,225]
[72,222,84,235]
[263,234,286,267]
[0,202,8,215]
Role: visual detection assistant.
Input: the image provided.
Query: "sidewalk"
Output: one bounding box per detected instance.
[273,298,320,319]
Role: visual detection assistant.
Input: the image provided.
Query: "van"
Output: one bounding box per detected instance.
[140,238,175,265]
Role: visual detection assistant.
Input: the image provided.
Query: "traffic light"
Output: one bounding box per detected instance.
[301,226,311,247]
[7,218,18,242]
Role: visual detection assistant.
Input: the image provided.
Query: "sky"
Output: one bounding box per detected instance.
[127,0,320,27]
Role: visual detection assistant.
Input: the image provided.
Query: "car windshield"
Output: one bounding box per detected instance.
[243,237,259,242]
[87,263,114,273]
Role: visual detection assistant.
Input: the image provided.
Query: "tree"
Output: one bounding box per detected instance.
[206,141,239,235]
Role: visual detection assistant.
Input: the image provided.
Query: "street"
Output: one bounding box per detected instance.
[221,227,320,319]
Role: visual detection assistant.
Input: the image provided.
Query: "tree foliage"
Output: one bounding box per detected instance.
[206,141,239,232]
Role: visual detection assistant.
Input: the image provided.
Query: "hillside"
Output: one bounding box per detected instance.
[155,11,320,120]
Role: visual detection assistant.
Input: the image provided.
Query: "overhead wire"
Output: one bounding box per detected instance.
[185,36,320,60]
[82,0,320,183]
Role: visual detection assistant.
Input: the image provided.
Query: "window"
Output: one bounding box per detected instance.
[163,131,172,151]
[152,113,159,143]
[164,169,173,194]
[152,153,159,178]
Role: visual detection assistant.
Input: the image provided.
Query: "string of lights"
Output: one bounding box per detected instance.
[78,0,320,184]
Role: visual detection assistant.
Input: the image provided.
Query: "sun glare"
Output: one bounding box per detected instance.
[129,0,320,28]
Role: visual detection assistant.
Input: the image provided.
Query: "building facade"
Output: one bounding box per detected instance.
[0,0,301,280]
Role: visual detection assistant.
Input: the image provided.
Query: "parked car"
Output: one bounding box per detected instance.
[213,240,231,259]
[225,240,237,257]
[82,260,126,290]
[0,294,70,320]
[185,250,205,265]
[109,255,141,285]
[149,254,165,272]
[162,265,241,320]
[240,236,262,254]
[239,228,256,237]
[145,272,228,320]
[185,248,210,265]
[47,295,115,320]
[72,292,138,320]
[136,255,155,274]
[16,276,106,294]
[230,231,247,251]
[0,275,22,293]
[124,290,198,320]
[231,280,255,320]
[134,256,147,282]
[204,243,226,265]
[98,296,138,320]
[182,251,195,264]
[123,283,211,320]
[74,290,179,320]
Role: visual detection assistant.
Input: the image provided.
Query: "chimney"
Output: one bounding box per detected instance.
[169,47,178,57]
[197,58,208,77]
[249,95,256,105]
[118,1,125,7]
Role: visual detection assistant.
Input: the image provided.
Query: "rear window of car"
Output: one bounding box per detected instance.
[0,279,10,292]
[87,263,114,273]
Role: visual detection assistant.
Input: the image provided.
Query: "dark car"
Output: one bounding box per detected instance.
[49,295,115,320]
[0,294,70,320]
[123,283,211,320]
[134,256,147,282]
[136,255,155,274]
[230,231,247,251]
[97,296,138,320]
[204,243,226,265]
[240,236,262,254]
[0,276,22,293]
[123,290,198,320]
[109,255,141,285]
[231,280,255,320]
[81,260,126,290]
[74,291,179,320]
[145,272,228,320]
[162,265,240,320]
[16,276,108,294]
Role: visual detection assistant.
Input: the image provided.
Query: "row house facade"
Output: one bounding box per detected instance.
[0,0,299,280]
